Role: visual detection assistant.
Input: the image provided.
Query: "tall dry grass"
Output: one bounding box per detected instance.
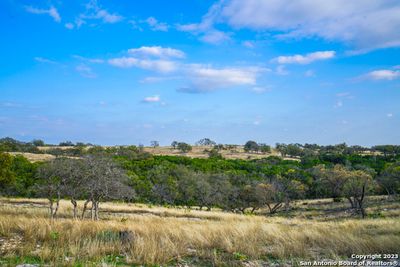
[0,199,399,266]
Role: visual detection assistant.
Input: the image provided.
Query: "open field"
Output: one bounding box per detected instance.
[0,197,399,266]
[7,152,56,163]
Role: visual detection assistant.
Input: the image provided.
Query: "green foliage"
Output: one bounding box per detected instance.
[0,152,15,189]
[177,142,192,153]
[233,252,248,260]
[2,137,400,215]
[244,140,259,153]
[50,231,60,240]
[0,137,40,153]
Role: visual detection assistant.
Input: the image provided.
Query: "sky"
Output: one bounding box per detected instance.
[0,0,399,146]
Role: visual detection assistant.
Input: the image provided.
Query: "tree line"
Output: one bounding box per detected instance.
[1,137,400,219]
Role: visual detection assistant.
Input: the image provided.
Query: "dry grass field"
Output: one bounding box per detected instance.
[7,152,56,163]
[0,197,399,266]
[33,145,299,162]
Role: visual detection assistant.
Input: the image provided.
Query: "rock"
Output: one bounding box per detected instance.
[16,264,39,267]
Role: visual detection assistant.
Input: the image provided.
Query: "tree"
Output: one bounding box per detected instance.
[32,139,45,146]
[60,158,87,219]
[0,152,15,193]
[207,148,223,159]
[35,159,66,219]
[59,141,75,146]
[193,173,212,210]
[259,143,271,153]
[196,138,216,146]
[171,141,178,149]
[11,155,38,197]
[286,144,303,158]
[273,171,307,212]
[275,143,288,157]
[81,156,135,220]
[312,164,350,199]
[342,170,373,218]
[244,141,259,153]
[150,141,160,148]
[377,162,400,198]
[208,174,232,210]
[250,183,283,214]
[177,142,192,153]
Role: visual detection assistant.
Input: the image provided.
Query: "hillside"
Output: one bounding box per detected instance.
[33,145,293,161]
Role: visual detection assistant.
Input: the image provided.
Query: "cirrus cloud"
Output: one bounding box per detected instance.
[25,6,61,22]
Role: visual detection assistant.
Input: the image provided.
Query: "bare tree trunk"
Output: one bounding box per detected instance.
[267,203,283,214]
[50,192,61,219]
[71,199,77,219]
[53,198,60,218]
[81,199,90,219]
[90,201,95,220]
[347,197,355,209]
[358,184,367,218]
[284,198,290,212]
[49,199,54,220]
[94,201,99,220]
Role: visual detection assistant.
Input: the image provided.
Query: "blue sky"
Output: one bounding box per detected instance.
[0,0,399,146]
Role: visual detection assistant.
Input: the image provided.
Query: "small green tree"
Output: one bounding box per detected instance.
[377,162,400,198]
[0,152,15,192]
[196,138,216,146]
[342,170,373,218]
[177,142,192,153]
[150,141,160,148]
[171,141,178,149]
[244,141,259,153]
[32,139,45,146]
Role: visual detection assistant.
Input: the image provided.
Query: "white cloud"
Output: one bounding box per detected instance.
[200,30,231,44]
[76,64,97,78]
[108,57,178,73]
[179,65,264,93]
[25,6,61,22]
[196,0,400,52]
[242,41,255,48]
[250,86,270,94]
[73,55,105,64]
[177,1,231,44]
[273,51,335,65]
[34,57,57,64]
[364,69,400,80]
[275,65,288,75]
[83,0,123,23]
[387,113,393,118]
[142,95,161,103]
[65,23,74,29]
[145,17,168,31]
[70,0,122,29]
[140,76,180,83]
[128,46,185,59]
